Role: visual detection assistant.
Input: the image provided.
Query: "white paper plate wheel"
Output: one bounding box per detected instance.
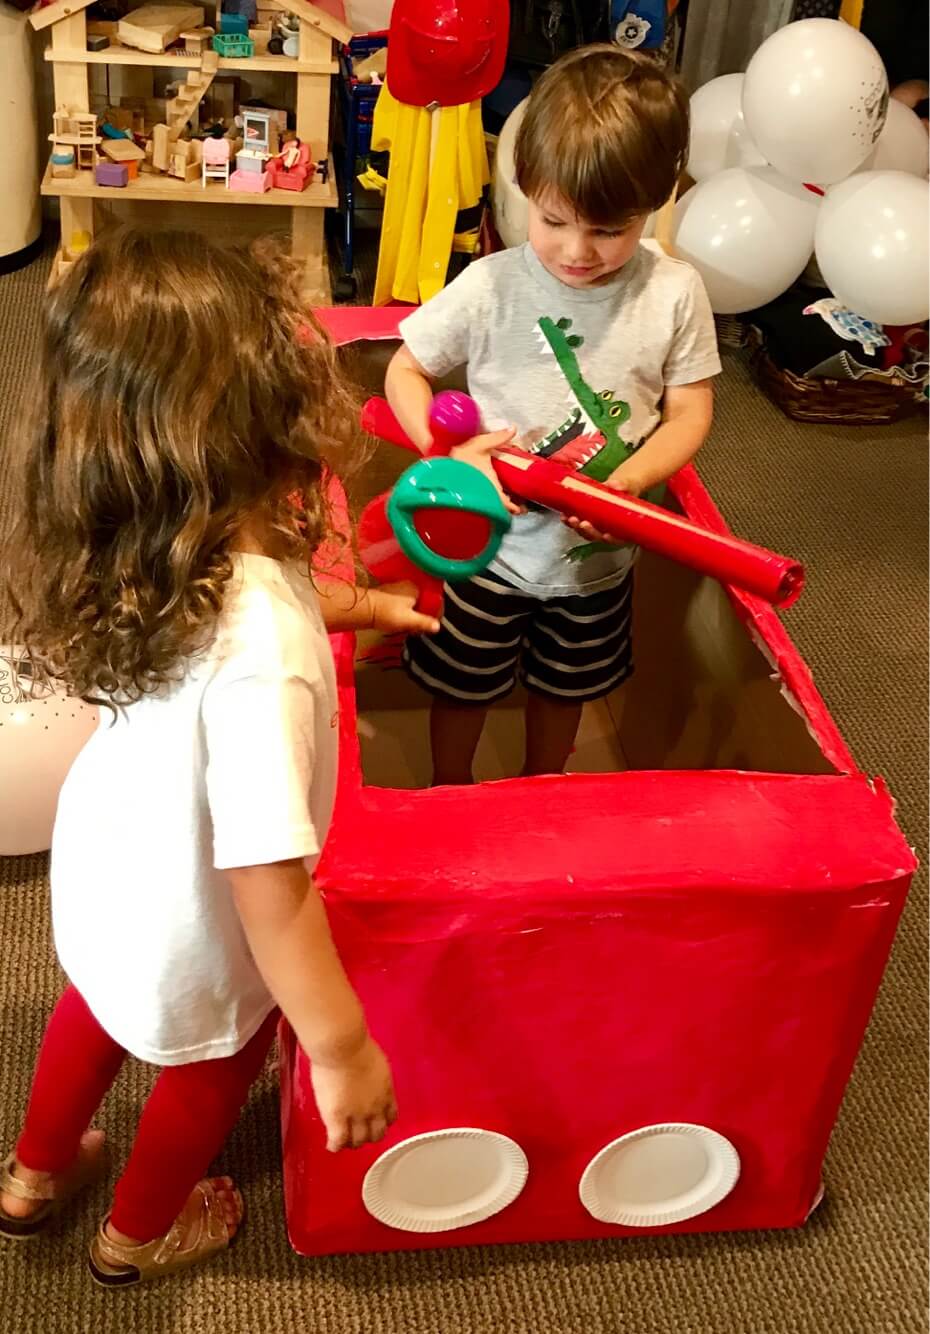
[362,1128,528,1233]
[579,1123,740,1227]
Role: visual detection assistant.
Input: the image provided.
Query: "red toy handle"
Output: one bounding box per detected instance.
[361,396,805,608]
[358,393,486,617]
[357,492,445,619]
[413,580,444,620]
[361,397,423,455]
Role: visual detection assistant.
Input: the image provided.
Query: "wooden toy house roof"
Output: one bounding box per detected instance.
[29,0,353,43]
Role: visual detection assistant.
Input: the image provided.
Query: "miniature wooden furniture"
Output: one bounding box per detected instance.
[229,165,271,192]
[166,135,203,182]
[229,105,272,190]
[212,32,254,57]
[118,4,205,53]
[50,146,76,179]
[179,25,214,54]
[32,0,351,301]
[268,136,313,191]
[201,134,232,187]
[100,137,145,180]
[95,160,129,187]
[166,50,219,132]
[49,110,100,173]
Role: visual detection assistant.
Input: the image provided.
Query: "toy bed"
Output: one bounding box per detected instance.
[278,312,915,1257]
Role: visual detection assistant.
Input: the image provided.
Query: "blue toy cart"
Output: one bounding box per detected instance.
[334,32,387,302]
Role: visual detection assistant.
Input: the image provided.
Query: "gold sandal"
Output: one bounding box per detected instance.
[88,1179,243,1288]
[0,1144,106,1242]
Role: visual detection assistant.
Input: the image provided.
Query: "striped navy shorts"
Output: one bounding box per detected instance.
[403,568,634,705]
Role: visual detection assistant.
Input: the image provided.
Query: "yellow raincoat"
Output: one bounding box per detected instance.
[370,81,489,306]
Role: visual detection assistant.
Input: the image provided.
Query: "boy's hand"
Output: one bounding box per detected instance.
[371,582,440,636]
[604,466,646,499]
[562,468,643,545]
[311,1034,399,1152]
[450,428,525,516]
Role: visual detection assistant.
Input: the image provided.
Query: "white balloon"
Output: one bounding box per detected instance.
[860,99,929,177]
[742,18,888,186]
[0,649,98,856]
[492,98,529,249]
[671,166,820,314]
[815,170,930,325]
[687,74,767,182]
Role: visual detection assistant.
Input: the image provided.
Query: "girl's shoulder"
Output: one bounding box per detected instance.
[209,555,327,688]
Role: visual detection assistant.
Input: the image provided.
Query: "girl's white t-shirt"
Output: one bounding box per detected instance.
[51,553,339,1066]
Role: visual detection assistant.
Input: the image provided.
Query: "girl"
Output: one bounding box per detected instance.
[0,227,447,1285]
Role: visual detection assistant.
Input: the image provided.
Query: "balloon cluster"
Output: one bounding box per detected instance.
[677,18,929,323]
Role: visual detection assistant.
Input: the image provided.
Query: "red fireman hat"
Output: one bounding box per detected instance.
[386,0,508,108]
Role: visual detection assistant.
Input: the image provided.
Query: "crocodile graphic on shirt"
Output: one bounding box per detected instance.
[528,316,637,481]
[527,315,645,560]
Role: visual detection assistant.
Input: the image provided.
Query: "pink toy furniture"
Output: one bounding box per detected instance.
[228,167,271,193]
[201,136,232,188]
[268,138,314,191]
[278,311,915,1260]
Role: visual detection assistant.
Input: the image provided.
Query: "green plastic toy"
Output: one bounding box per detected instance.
[386,456,512,583]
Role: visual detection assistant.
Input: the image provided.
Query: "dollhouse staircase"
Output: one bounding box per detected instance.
[166,50,219,133]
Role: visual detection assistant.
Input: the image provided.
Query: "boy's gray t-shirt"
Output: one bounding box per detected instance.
[399,242,722,597]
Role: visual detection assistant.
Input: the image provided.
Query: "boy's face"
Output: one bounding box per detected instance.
[527,192,647,289]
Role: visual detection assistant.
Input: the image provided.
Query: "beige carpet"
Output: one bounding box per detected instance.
[0,239,926,1334]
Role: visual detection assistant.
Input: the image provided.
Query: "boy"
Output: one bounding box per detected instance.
[385,44,721,785]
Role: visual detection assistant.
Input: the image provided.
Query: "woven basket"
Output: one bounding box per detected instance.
[746,327,923,426]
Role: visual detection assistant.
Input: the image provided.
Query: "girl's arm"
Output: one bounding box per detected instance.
[607,380,714,497]
[314,579,440,636]
[385,344,436,453]
[228,858,397,1152]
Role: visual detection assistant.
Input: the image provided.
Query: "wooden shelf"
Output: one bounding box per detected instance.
[41,157,338,207]
[44,45,337,74]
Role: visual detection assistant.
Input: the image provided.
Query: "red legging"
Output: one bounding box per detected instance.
[16,986,277,1242]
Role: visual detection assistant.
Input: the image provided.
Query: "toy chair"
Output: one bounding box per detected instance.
[268,135,313,192]
[202,134,232,188]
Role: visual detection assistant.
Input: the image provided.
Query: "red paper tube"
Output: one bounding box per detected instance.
[492,447,804,608]
[361,397,424,455]
[361,397,805,608]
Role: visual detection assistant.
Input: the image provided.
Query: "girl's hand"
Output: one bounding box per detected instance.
[311,1035,399,1152]
[372,583,440,635]
[450,428,525,515]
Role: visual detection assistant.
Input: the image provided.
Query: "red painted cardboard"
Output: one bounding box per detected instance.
[280,314,916,1257]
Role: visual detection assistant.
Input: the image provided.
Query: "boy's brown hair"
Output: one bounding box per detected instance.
[514,44,689,228]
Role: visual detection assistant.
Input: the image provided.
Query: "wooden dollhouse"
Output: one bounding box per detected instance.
[49,109,101,176]
[30,0,352,302]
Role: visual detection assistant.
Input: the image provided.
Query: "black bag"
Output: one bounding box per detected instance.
[509,0,608,70]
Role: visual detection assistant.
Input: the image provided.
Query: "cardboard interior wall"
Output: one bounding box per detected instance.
[278,313,916,1257]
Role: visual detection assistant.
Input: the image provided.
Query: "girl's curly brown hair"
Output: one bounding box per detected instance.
[6,226,363,703]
